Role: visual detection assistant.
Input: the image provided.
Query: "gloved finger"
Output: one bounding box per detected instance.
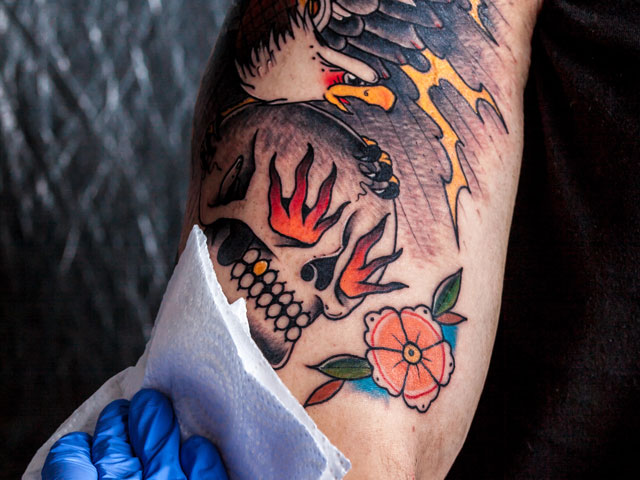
[91,399,143,479]
[42,432,98,480]
[180,436,229,480]
[128,389,186,480]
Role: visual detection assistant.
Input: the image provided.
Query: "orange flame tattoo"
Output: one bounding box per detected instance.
[338,215,407,298]
[269,144,348,245]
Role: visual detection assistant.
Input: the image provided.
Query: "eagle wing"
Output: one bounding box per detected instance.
[320,0,493,78]
[316,0,506,249]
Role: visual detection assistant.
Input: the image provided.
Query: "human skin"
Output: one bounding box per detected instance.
[178,1,541,478]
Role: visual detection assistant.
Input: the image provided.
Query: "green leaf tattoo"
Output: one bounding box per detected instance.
[432,268,463,317]
[311,354,372,380]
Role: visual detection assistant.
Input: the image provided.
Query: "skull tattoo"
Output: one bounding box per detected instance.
[199,103,406,368]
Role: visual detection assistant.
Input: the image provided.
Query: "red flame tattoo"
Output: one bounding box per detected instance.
[269,144,348,246]
[338,215,407,298]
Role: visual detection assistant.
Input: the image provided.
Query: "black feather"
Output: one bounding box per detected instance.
[327,14,365,37]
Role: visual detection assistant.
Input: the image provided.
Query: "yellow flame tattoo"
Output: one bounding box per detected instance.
[400,49,503,239]
[468,0,490,36]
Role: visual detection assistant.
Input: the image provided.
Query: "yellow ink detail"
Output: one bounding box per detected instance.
[299,0,319,16]
[469,0,490,36]
[403,343,422,364]
[379,152,392,165]
[361,137,377,146]
[400,48,503,233]
[325,84,396,112]
[253,260,268,276]
[221,97,258,119]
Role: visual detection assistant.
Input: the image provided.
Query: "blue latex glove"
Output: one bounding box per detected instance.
[42,389,228,480]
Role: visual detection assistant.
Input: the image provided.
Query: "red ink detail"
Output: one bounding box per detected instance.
[304,379,345,407]
[338,215,406,298]
[434,312,467,325]
[323,70,345,88]
[339,98,350,105]
[269,145,348,245]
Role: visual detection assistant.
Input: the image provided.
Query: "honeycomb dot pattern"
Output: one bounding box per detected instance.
[230,248,313,343]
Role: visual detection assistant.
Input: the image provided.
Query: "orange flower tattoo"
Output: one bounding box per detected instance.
[365,306,455,412]
[305,270,464,412]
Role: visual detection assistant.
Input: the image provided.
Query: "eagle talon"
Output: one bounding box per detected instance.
[356,137,400,199]
[357,143,382,163]
[372,175,400,200]
[375,163,394,183]
[359,161,393,183]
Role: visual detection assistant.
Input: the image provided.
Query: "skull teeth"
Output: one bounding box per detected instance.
[278,293,292,305]
[286,326,301,342]
[230,249,314,341]
[242,249,260,264]
[267,304,281,318]
[286,303,301,317]
[249,282,264,297]
[257,293,273,307]
[275,315,289,330]
[296,313,310,327]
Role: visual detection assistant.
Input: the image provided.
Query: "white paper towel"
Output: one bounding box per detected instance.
[23,226,350,480]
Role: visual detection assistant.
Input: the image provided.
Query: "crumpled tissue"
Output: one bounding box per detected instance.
[23,226,350,480]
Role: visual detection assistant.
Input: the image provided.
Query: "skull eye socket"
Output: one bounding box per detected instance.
[301,255,340,291]
[301,263,315,282]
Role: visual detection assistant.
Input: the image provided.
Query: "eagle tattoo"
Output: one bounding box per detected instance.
[233,0,504,237]
[199,0,506,369]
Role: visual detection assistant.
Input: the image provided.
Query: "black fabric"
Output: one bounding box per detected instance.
[449,1,640,478]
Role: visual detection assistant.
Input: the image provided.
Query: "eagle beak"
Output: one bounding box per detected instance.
[324,84,396,113]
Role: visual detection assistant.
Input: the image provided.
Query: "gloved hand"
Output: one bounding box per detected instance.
[42,389,228,480]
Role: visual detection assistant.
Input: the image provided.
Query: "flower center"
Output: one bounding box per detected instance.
[403,342,422,364]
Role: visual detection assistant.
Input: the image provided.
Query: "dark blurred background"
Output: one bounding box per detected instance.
[0,0,231,476]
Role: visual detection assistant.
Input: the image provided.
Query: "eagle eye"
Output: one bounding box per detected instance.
[344,72,367,86]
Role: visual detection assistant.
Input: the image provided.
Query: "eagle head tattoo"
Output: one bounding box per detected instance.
[235,0,397,112]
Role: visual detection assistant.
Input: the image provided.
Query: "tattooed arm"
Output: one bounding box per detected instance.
[180,1,540,478]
